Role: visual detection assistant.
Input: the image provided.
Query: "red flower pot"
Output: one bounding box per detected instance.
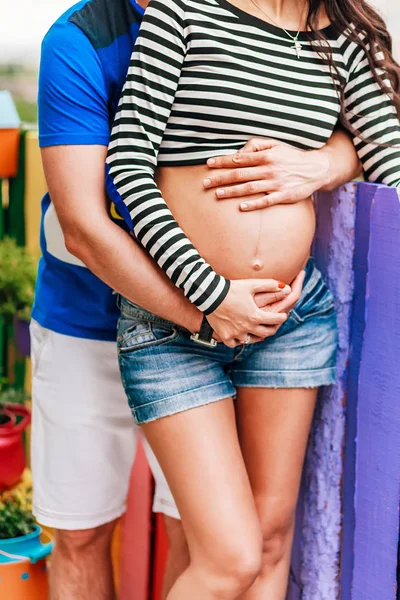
[0,403,31,491]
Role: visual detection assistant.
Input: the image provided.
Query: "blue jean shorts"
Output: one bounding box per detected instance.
[117,259,338,424]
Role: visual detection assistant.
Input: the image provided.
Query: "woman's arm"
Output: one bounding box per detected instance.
[343,41,400,186]
[107,0,291,346]
[107,0,229,315]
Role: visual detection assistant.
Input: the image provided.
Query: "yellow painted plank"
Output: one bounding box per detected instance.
[24,131,46,256]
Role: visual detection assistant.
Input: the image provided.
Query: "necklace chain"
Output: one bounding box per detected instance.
[248,0,306,58]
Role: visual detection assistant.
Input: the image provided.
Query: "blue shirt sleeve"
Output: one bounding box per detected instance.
[38,21,110,148]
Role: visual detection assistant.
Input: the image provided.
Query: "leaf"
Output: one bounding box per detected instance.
[0,237,37,321]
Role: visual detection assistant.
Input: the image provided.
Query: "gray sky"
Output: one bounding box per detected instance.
[0,0,398,66]
[0,0,75,65]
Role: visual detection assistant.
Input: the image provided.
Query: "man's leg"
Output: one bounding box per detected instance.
[49,522,117,600]
[162,517,190,599]
[143,437,190,597]
[30,320,138,600]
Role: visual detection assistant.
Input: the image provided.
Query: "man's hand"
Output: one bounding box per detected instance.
[203,133,361,211]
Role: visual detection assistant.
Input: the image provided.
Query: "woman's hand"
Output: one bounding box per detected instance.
[203,137,332,210]
[244,269,306,344]
[255,269,305,314]
[206,278,291,348]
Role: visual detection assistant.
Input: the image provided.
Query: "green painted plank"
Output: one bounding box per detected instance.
[7,130,26,246]
[0,180,4,241]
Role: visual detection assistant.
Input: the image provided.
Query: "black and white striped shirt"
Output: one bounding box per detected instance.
[107,0,400,314]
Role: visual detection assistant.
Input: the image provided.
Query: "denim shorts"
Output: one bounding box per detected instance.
[117,259,338,424]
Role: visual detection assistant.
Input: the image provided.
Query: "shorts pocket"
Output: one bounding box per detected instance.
[118,319,179,354]
[29,320,50,374]
[290,276,335,325]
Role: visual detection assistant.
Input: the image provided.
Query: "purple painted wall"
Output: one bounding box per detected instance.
[289,183,400,599]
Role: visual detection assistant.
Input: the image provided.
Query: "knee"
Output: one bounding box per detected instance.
[201,538,263,597]
[260,503,295,567]
[55,521,117,560]
[224,544,263,594]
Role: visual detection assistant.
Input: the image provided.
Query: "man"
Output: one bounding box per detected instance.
[33,0,361,597]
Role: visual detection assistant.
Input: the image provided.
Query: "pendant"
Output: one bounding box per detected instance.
[292,41,302,59]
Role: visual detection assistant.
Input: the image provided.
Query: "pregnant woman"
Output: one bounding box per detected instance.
[107,0,400,597]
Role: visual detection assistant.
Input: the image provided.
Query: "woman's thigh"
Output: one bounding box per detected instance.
[142,398,262,567]
[235,387,317,525]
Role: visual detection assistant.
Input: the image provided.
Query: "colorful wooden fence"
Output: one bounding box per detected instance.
[2,131,400,599]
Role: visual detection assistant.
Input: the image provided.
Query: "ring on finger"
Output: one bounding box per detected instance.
[243,334,251,345]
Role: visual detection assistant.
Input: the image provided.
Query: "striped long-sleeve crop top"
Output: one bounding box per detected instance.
[107,0,400,314]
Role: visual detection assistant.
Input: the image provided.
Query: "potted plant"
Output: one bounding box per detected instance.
[0,488,53,599]
[0,489,35,540]
[0,384,31,491]
[0,237,36,356]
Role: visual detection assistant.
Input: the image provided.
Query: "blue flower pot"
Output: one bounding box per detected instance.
[0,526,53,564]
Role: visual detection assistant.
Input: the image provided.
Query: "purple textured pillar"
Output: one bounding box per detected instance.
[351,187,400,599]
[295,184,357,598]
[341,183,376,600]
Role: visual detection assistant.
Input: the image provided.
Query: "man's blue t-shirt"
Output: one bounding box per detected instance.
[32,0,144,341]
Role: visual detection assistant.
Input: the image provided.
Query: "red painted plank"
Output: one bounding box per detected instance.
[151,513,169,600]
[119,438,153,600]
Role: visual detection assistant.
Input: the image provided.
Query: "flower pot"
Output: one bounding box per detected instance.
[0,526,53,600]
[0,403,31,491]
[0,92,21,179]
[13,316,31,357]
[0,128,20,179]
[0,409,17,429]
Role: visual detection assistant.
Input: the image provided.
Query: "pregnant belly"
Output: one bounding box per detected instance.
[156,165,316,285]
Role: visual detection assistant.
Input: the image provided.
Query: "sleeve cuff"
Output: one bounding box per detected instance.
[200,279,231,315]
[39,133,110,148]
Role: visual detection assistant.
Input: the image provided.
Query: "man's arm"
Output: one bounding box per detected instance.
[38,21,204,333]
[203,129,362,211]
[318,129,363,191]
[41,144,203,333]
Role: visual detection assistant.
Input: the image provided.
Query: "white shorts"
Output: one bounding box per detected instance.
[30,319,179,530]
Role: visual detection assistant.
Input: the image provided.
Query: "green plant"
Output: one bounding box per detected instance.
[0,238,36,321]
[14,99,38,124]
[0,385,28,406]
[0,489,35,539]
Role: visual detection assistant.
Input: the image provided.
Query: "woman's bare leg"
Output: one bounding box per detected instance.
[142,398,263,600]
[235,387,318,600]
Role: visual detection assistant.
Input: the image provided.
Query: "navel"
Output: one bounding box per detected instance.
[252,258,264,271]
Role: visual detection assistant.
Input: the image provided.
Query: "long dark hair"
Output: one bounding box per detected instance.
[306,0,400,128]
